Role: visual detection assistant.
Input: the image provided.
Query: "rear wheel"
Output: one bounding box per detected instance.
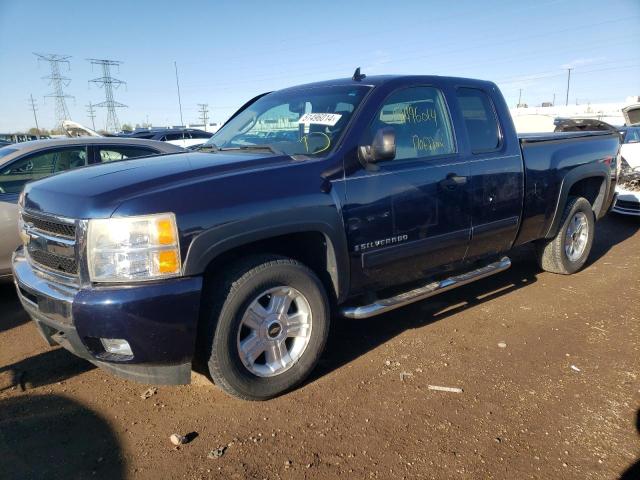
[200,255,330,400]
[536,196,595,274]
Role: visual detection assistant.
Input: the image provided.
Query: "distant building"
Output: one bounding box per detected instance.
[186,123,220,133]
[510,96,639,132]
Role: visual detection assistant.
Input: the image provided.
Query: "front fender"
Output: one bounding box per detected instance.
[182,203,350,303]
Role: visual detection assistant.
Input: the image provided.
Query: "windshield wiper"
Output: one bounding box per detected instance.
[196,143,220,152]
[219,144,283,155]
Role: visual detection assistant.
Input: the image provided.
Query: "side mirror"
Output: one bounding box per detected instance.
[358,127,396,168]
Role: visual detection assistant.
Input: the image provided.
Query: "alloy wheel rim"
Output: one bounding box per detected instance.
[236,286,312,377]
[564,212,589,262]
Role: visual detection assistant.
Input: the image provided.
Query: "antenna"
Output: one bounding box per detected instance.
[352,67,366,81]
[87,58,127,132]
[34,53,74,128]
[174,61,184,127]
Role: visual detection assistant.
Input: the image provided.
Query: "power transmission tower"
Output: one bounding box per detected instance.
[87,58,127,132]
[34,53,74,128]
[28,94,41,134]
[86,101,97,131]
[198,103,209,131]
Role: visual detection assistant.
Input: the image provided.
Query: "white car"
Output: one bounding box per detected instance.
[611,105,640,217]
[619,125,640,171]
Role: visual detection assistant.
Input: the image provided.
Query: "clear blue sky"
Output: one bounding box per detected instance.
[1,0,638,131]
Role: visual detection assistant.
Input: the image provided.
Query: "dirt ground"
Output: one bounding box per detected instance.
[0,215,638,480]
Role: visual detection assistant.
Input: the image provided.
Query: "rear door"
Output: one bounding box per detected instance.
[343,85,471,290]
[455,86,524,259]
[0,146,88,196]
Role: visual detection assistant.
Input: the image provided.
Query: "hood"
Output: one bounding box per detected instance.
[623,104,640,126]
[22,151,294,218]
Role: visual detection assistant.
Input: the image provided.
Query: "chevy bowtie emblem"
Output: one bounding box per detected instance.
[19,224,32,246]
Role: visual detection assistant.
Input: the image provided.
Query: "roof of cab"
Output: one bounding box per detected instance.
[276,74,497,92]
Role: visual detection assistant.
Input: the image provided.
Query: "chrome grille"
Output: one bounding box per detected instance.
[29,249,78,274]
[21,210,78,278]
[22,212,76,239]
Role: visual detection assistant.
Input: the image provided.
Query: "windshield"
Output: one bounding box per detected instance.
[205,85,370,156]
[622,127,640,144]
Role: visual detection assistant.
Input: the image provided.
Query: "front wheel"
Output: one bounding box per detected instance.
[536,196,595,274]
[200,255,330,400]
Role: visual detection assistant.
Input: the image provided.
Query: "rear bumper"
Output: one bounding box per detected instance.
[12,248,203,385]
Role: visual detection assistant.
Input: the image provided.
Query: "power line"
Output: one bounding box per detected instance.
[28,94,40,134]
[86,101,97,131]
[197,103,209,131]
[88,58,127,133]
[34,53,74,128]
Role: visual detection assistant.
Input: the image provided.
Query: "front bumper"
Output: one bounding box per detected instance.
[12,248,203,385]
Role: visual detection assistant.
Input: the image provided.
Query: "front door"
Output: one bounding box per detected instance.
[342,85,471,291]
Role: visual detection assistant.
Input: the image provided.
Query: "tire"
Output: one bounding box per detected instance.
[199,255,330,400]
[536,196,595,274]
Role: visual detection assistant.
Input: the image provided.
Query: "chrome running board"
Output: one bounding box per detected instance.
[341,257,511,319]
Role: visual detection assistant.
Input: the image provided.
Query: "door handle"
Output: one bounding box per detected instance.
[440,174,467,190]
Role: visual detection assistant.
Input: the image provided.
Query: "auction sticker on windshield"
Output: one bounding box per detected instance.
[298,113,342,126]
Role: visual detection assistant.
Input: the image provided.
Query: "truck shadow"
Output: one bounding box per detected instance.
[0,394,125,479]
[314,214,639,384]
[619,409,640,480]
[0,282,29,333]
[586,214,640,267]
[316,248,540,380]
[0,348,95,393]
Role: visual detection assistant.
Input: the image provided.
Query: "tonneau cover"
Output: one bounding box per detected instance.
[518,130,618,143]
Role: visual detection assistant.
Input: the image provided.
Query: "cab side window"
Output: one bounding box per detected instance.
[367,86,455,161]
[456,88,501,153]
[0,147,86,194]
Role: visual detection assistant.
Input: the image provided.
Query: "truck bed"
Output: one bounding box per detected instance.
[514,130,620,247]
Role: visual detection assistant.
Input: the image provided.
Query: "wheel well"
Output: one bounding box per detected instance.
[202,231,339,303]
[567,176,606,215]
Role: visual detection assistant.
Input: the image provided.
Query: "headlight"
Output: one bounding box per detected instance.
[87,213,181,283]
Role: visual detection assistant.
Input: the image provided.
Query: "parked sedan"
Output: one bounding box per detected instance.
[123,128,213,148]
[0,137,185,280]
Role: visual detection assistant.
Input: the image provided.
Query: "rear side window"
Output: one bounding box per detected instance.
[165,133,184,141]
[96,146,157,163]
[192,131,212,139]
[456,88,501,153]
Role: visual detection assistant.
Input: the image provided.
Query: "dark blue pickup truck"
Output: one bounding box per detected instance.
[12,73,620,400]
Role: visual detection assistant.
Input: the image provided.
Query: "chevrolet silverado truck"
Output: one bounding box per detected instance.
[12,73,620,400]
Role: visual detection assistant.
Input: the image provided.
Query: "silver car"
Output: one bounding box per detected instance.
[0,137,186,280]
